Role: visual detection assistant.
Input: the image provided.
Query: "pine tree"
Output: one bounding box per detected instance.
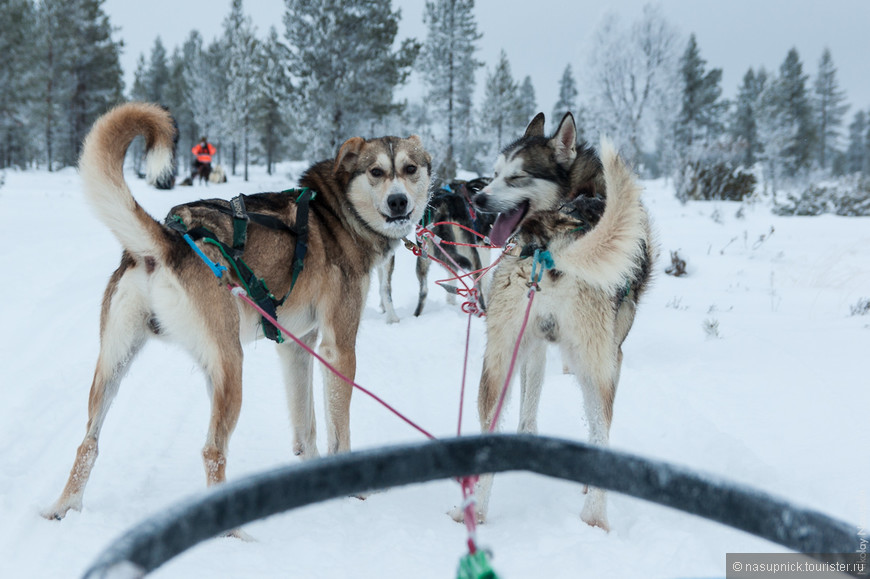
[64,0,124,167]
[479,50,523,153]
[518,75,537,125]
[164,46,196,172]
[146,37,171,105]
[731,67,766,167]
[417,0,482,178]
[284,0,419,160]
[0,0,39,168]
[846,111,866,174]
[552,64,578,128]
[185,33,227,164]
[813,47,849,171]
[757,73,799,194]
[34,0,77,170]
[254,26,292,174]
[776,48,816,175]
[223,0,259,180]
[677,34,724,150]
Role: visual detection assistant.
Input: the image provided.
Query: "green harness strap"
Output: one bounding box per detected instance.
[166,188,316,343]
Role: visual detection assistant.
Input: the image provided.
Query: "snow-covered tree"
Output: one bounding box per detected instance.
[222,0,259,180]
[757,74,798,195]
[283,0,419,160]
[253,26,292,174]
[775,48,816,175]
[64,0,124,167]
[813,47,849,171]
[417,0,482,179]
[586,4,679,165]
[479,50,523,154]
[0,0,39,168]
[730,67,766,167]
[676,34,725,150]
[846,111,867,175]
[518,75,537,126]
[146,37,171,105]
[185,32,227,164]
[552,64,578,129]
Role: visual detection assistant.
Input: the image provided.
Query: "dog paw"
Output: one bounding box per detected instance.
[385,314,400,324]
[580,507,610,532]
[41,499,79,521]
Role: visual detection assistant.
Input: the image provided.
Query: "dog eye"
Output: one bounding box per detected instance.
[370,168,384,178]
[404,164,417,175]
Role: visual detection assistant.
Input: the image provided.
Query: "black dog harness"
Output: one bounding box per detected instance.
[166,188,316,343]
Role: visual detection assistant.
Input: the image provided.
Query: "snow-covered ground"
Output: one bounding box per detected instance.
[0,163,867,578]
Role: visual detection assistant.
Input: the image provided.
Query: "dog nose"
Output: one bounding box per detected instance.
[387,193,408,217]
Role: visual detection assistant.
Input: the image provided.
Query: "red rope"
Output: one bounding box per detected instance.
[228,232,533,559]
[227,285,436,441]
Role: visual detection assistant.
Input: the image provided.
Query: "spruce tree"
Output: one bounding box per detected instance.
[146,37,171,105]
[164,46,196,171]
[731,67,766,167]
[223,0,258,180]
[776,48,816,175]
[283,0,419,160]
[552,64,578,129]
[480,50,523,153]
[417,0,482,178]
[0,0,39,168]
[254,26,292,174]
[518,75,537,125]
[813,47,849,171]
[677,34,724,151]
[64,0,124,167]
[846,111,866,174]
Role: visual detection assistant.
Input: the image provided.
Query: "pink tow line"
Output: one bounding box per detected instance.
[224,221,534,558]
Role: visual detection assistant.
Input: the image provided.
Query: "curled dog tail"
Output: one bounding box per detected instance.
[78,102,176,257]
[562,137,649,293]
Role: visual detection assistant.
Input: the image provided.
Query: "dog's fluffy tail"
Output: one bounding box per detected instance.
[561,137,649,292]
[78,102,176,257]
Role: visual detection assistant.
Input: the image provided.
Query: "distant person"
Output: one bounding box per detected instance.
[191,137,216,184]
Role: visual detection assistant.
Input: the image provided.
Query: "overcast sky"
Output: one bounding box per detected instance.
[104,0,870,122]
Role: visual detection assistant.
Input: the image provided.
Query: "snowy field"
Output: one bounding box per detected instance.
[0,162,867,578]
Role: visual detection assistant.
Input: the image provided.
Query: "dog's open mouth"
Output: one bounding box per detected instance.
[490,201,529,246]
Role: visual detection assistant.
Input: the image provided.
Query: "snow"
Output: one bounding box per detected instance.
[0,164,867,578]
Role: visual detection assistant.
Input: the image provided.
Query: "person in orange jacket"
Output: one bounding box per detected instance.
[191,136,216,184]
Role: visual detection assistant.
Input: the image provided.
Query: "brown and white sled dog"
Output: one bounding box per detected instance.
[44,102,431,520]
[461,112,655,530]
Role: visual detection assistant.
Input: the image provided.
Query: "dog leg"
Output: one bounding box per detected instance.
[518,342,546,434]
[201,343,243,488]
[319,307,360,454]
[413,253,429,317]
[277,330,320,459]
[377,254,399,324]
[563,343,617,532]
[44,276,149,520]
[460,311,533,524]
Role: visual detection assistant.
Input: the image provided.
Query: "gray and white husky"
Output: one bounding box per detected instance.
[462,112,656,530]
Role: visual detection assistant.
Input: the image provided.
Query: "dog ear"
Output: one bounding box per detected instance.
[335,136,365,174]
[523,113,546,138]
[406,134,432,172]
[551,112,577,167]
